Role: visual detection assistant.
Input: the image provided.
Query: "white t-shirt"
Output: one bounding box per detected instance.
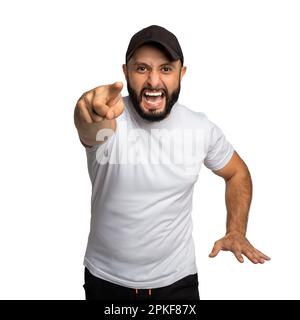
[84,96,234,289]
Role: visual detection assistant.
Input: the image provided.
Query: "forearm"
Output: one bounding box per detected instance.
[225,169,252,236]
[74,109,116,147]
[210,153,270,263]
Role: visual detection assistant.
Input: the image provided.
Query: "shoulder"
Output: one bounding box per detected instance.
[175,102,210,128]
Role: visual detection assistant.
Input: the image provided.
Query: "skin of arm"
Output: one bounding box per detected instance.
[209,151,271,264]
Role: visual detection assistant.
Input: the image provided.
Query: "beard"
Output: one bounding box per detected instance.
[127,81,181,122]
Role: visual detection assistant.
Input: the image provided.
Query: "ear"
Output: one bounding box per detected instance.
[180,66,187,80]
[122,64,128,81]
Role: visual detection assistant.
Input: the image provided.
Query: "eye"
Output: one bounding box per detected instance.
[136,66,147,73]
[161,67,172,73]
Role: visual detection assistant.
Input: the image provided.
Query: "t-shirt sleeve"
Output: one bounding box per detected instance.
[204,119,234,171]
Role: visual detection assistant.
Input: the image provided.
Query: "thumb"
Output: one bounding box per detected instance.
[209,243,221,258]
[107,81,123,105]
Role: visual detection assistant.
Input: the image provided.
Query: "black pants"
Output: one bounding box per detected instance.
[84,268,200,300]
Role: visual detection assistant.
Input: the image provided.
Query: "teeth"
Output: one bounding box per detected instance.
[144,91,163,97]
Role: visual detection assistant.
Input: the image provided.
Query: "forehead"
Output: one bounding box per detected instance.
[130,44,173,64]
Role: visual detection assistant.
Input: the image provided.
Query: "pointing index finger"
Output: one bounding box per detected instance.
[107,81,123,105]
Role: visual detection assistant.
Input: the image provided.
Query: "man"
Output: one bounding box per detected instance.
[74,25,270,300]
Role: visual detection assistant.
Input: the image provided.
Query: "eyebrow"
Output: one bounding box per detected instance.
[133,61,175,67]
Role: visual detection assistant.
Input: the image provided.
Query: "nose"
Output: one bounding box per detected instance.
[147,70,161,88]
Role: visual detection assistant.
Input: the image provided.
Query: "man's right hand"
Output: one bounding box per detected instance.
[74,82,124,147]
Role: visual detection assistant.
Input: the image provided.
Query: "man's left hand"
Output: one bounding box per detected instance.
[209,232,271,264]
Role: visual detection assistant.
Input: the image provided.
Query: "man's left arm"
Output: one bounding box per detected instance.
[209,151,271,264]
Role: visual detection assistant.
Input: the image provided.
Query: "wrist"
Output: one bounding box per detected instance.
[226,230,246,237]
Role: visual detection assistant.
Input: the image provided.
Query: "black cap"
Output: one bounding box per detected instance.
[126,25,184,65]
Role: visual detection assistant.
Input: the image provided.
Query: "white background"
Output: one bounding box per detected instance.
[0,0,299,300]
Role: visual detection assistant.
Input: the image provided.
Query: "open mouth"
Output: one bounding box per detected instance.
[142,89,166,110]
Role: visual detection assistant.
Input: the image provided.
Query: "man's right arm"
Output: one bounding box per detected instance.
[74,82,124,147]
